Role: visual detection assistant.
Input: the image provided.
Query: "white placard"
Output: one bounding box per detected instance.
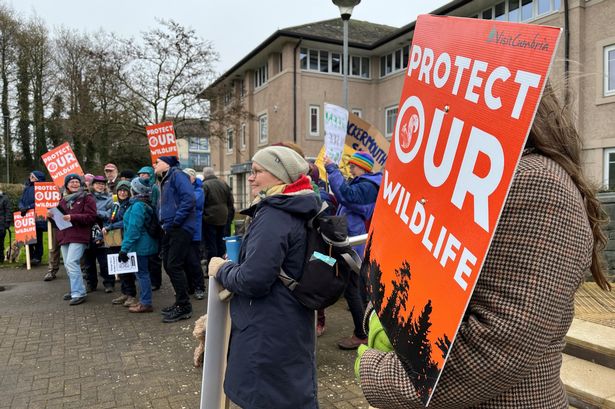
[107,252,138,275]
[48,207,73,230]
[324,102,348,164]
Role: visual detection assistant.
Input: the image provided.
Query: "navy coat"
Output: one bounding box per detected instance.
[158,166,196,236]
[217,191,320,409]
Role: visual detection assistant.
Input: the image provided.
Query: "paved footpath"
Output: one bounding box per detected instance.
[0,264,368,409]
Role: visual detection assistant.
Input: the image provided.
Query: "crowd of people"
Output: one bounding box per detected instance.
[17,157,234,322]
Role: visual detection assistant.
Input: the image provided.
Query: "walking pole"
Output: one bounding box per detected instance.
[47,220,53,250]
[25,245,31,270]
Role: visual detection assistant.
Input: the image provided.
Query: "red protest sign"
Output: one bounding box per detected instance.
[34,182,61,222]
[146,121,178,165]
[41,142,84,188]
[13,210,37,245]
[365,15,560,405]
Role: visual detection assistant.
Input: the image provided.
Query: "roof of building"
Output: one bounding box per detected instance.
[280,18,398,47]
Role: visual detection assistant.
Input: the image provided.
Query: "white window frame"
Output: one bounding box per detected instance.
[240,123,246,149]
[226,128,234,153]
[477,0,560,22]
[258,113,268,144]
[385,106,398,138]
[253,64,268,89]
[299,47,369,78]
[309,105,320,137]
[605,45,615,97]
[351,109,362,118]
[603,148,615,189]
[380,45,410,78]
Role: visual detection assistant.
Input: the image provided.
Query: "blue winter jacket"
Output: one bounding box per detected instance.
[19,170,47,230]
[104,198,130,232]
[192,178,204,242]
[121,199,158,256]
[158,166,196,236]
[326,163,382,256]
[92,191,113,225]
[217,191,320,409]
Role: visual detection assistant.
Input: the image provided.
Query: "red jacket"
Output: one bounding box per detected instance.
[55,193,97,245]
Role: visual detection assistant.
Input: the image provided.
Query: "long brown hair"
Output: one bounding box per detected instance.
[528,84,611,291]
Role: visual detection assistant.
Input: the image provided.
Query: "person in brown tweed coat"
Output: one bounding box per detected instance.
[357,87,612,409]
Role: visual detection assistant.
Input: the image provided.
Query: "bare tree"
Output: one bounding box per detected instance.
[0,5,18,181]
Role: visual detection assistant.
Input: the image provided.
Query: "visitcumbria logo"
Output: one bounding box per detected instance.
[486,26,550,51]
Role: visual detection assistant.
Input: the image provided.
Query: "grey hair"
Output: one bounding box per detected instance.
[202,167,215,177]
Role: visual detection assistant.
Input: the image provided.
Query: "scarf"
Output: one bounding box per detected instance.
[64,189,85,209]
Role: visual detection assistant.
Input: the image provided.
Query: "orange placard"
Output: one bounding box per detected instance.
[13,210,37,245]
[34,183,61,222]
[41,142,84,188]
[146,121,178,165]
[365,15,560,405]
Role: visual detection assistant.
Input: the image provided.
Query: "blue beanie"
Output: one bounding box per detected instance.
[131,177,152,196]
[158,156,179,167]
[64,174,84,188]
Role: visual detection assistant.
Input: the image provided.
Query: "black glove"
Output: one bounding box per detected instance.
[20,209,27,217]
[118,251,129,263]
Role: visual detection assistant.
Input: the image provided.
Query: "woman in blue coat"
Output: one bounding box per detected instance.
[118,178,158,313]
[209,146,321,409]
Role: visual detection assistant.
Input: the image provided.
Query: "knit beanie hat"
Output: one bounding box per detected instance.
[158,156,179,167]
[130,177,151,196]
[84,173,94,185]
[348,151,374,172]
[183,168,197,179]
[120,170,136,180]
[252,146,309,184]
[115,180,131,193]
[64,174,84,188]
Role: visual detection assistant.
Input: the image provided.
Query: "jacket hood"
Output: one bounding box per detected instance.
[193,178,203,188]
[137,166,155,179]
[259,192,320,220]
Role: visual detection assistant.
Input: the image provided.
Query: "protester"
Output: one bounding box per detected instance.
[183,168,205,300]
[119,170,135,182]
[155,155,196,323]
[84,176,114,293]
[103,181,139,307]
[118,178,158,313]
[0,189,10,263]
[201,166,233,263]
[43,226,60,281]
[209,146,320,409]
[104,163,119,193]
[84,173,94,189]
[138,165,162,290]
[50,174,96,305]
[325,151,382,350]
[356,87,612,408]
[18,170,48,266]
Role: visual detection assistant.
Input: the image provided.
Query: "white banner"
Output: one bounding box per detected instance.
[107,252,139,275]
[324,102,348,164]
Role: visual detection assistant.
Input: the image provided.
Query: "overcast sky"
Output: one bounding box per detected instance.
[9,0,451,75]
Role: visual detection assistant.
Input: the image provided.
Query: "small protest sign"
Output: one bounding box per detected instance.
[34,182,61,222]
[107,252,138,275]
[13,210,37,245]
[41,142,84,188]
[365,15,561,405]
[147,121,178,165]
[324,103,348,165]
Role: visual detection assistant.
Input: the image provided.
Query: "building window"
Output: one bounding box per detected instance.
[351,109,362,118]
[309,105,320,136]
[604,148,615,189]
[253,64,268,89]
[226,129,233,152]
[478,0,559,22]
[189,137,209,152]
[258,114,268,144]
[239,80,245,98]
[380,45,410,78]
[605,45,615,97]
[223,89,233,106]
[240,123,246,149]
[300,47,368,78]
[385,106,398,138]
[188,152,210,168]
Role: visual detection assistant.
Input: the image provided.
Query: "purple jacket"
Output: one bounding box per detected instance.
[55,193,97,245]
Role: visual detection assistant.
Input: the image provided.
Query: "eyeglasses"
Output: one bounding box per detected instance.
[348,164,356,170]
[250,168,265,176]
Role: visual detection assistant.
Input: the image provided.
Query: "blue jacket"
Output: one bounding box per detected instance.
[104,198,130,232]
[158,166,196,236]
[217,191,320,409]
[121,199,158,256]
[192,178,204,242]
[19,170,47,230]
[92,191,113,225]
[326,163,382,256]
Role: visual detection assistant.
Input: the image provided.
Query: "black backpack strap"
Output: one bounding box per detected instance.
[339,251,361,274]
[279,269,298,290]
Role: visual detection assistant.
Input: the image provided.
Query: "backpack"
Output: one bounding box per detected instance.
[144,203,163,239]
[278,203,362,310]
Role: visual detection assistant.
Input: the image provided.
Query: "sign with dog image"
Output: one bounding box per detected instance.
[13,210,37,246]
[364,15,560,405]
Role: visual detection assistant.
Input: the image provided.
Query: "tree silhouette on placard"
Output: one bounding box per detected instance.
[364,229,448,405]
